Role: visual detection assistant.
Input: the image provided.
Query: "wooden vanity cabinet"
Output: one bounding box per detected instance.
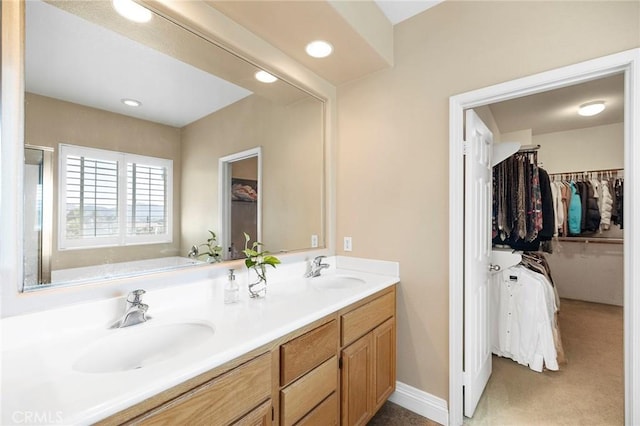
[340,289,396,426]
[102,285,396,426]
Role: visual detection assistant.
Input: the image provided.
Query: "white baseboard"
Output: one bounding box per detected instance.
[388,381,449,426]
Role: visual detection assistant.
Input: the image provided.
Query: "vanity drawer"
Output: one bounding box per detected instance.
[296,392,338,426]
[280,319,337,386]
[139,352,271,425]
[280,356,337,426]
[341,291,395,346]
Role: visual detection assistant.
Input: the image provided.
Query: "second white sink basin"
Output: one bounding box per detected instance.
[73,321,215,374]
[311,275,366,290]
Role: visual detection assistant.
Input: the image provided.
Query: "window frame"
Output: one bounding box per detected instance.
[57,144,173,250]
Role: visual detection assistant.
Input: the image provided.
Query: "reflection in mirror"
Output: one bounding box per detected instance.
[23,1,324,290]
[219,148,261,260]
[23,145,54,288]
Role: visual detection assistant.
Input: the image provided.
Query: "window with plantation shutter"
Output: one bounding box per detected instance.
[58,144,172,250]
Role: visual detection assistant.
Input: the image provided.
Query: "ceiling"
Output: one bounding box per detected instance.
[374,0,444,25]
[488,74,625,136]
[26,0,252,128]
[27,1,623,133]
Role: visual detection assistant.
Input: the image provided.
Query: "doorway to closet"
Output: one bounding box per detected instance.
[448,49,640,426]
[467,73,625,424]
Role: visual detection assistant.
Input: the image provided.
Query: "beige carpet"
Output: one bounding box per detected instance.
[466,298,624,426]
[369,298,623,426]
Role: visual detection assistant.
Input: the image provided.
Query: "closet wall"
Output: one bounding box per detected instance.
[535,123,624,306]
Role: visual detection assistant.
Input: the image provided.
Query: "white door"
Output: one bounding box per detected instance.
[463,109,493,417]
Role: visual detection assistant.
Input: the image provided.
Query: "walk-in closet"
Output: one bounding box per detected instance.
[467,72,625,425]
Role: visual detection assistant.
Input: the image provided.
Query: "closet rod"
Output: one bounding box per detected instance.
[517,144,540,153]
[557,236,623,245]
[548,167,624,176]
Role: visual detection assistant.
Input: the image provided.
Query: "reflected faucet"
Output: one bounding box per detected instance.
[116,289,149,328]
[187,245,199,258]
[305,255,330,278]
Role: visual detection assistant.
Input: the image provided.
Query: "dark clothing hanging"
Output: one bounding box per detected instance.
[584,181,602,232]
[492,152,549,252]
[614,179,624,229]
[537,168,555,241]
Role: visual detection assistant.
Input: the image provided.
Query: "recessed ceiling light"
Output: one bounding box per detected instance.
[255,70,278,83]
[305,40,333,58]
[121,98,142,107]
[112,0,152,23]
[578,101,606,117]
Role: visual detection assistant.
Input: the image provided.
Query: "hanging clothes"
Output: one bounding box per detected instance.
[490,262,559,372]
[568,182,582,235]
[492,151,551,251]
[548,170,623,236]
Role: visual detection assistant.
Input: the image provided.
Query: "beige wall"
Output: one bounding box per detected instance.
[336,1,639,401]
[536,122,624,173]
[25,93,182,271]
[180,94,323,255]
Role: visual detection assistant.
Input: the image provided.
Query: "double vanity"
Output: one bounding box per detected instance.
[1,257,399,425]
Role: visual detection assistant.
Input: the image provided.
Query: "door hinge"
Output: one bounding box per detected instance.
[462,371,470,386]
[462,140,469,155]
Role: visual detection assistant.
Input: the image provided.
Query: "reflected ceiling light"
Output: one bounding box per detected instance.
[578,101,606,117]
[255,70,278,83]
[121,98,142,107]
[112,0,152,23]
[305,40,333,58]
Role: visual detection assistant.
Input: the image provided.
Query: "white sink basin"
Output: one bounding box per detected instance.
[311,275,366,290]
[73,321,215,374]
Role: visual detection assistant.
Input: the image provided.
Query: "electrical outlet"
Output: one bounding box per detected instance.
[344,236,352,252]
[311,234,318,248]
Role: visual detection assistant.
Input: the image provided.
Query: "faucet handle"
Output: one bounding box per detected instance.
[313,255,327,265]
[127,289,146,304]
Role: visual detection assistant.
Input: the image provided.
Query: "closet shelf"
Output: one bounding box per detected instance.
[557,236,623,245]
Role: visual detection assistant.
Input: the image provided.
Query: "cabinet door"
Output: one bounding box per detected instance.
[372,317,396,411]
[341,334,373,426]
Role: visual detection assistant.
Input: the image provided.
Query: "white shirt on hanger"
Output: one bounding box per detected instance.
[490,265,559,372]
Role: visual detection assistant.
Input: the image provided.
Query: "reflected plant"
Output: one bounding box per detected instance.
[242,232,280,298]
[195,230,223,263]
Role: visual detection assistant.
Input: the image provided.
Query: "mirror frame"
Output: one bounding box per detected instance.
[0,0,336,317]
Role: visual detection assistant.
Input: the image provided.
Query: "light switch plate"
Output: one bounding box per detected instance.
[344,236,352,252]
[311,234,318,248]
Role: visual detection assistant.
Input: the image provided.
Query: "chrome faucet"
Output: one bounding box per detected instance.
[116,289,149,328]
[187,245,199,258]
[305,255,330,278]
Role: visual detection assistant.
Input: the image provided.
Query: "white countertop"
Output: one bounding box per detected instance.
[1,257,399,425]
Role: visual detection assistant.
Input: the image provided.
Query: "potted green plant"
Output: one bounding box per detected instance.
[242,232,280,298]
[193,230,223,263]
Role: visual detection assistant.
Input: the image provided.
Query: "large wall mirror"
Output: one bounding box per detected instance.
[22,0,325,291]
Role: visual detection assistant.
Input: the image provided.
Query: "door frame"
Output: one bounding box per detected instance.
[218,146,262,260]
[449,48,640,426]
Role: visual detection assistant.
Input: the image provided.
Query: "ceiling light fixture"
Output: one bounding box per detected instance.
[121,98,142,107]
[305,40,333,58]
[255,70,278,83]
[112,0,152,23]
[578,101,606,117]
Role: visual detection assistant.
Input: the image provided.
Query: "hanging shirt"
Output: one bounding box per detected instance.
[490,265,559,372]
